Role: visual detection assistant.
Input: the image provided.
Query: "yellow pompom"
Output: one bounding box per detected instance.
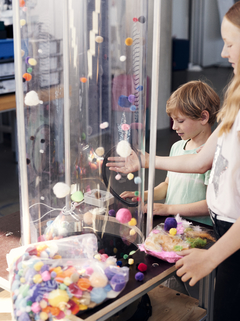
[127,173,134,180]
[94,253,101,261]
[130,229,136,236]
[79,304,88,310]
[34,261,44,271]
[128,218,137,226]
[33,274,42,284]
[20,19,26,26]
[39,312,48,321]
[48,289,69,307]
[169,228,177,236]
[28,58,37,66]
[36,244,47,251]
[128,258,134,265]
[63,277,72,286]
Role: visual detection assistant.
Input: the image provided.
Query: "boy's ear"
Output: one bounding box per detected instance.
[201,110,209,124]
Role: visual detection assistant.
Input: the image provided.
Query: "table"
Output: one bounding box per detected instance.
[0,86,67,113]
[0,93,16,113]
[69,216,214,321]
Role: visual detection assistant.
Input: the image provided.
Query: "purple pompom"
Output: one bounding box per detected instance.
[109,209,116,217]
[104,266,116,280]
[135,272,144,281]
[164,217,177,231]
[110,274,126,291]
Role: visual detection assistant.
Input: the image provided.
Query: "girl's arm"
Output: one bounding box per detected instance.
[107,126,220,174]
[176,216,240,286]
[154,126,220,173]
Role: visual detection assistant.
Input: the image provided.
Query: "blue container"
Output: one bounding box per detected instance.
[0,39,14,59]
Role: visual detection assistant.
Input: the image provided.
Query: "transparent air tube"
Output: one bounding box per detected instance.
[14,0,149,252]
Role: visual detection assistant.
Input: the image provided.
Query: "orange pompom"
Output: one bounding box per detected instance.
[41,306,51,314]
[77,278,91,291]
[125,37,133,46]
[80,77,87,83]
[50,307,60,316]
[23,73,32,81]
[19,0,25,7]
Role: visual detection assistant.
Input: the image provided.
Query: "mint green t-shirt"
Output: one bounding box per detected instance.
[165,139,212,226]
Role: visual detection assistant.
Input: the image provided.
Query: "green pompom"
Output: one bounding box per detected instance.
[186,237,207,248]
[174,245,183,252]
[71,191,84,202]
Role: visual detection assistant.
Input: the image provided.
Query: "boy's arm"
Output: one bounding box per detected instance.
[150,200,209,216]
[152,177,169,201]
[143,177,168,202]
[122,177,168,202]
[176,216,240,286]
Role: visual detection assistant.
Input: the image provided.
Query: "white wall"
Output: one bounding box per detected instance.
[202,0,225,66]
[171,0,232,67]
[172,0,189,39]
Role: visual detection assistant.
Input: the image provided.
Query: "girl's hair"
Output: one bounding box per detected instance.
[166,80,220,126]
[217,2,240,135]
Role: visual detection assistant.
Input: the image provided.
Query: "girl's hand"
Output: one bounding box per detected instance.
[143,203,169,215]
[120,191,137,202]
[175,248,215,286]
[107,150,149,173]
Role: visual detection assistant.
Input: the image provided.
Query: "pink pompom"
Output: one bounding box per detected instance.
[85,267,94,275]
[41,271,51,281]
[101,254,109,262]
[116,208,132,224]
[31,302,41,313]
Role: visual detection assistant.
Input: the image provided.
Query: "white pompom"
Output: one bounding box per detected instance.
[53,182,70,198]
[116,140,131,158]
[120,55,126,62]
[24,90,42,106]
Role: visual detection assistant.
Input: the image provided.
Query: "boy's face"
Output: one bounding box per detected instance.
[171,112,203,141]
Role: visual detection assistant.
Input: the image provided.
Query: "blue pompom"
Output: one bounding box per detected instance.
[118,95,132,108]
[117,260,122,267]
[130,105,137,111]
[136,85,143,91]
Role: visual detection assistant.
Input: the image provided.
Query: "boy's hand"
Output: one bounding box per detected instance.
[120,191,137,202]
[106,150,149,173]
[143,203,169,215]
[175,248,215,286]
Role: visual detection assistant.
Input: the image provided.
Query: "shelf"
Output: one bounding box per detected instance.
[148,285,206,321]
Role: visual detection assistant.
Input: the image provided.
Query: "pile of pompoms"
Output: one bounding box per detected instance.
[9,235,129,321]
[138,214,215,263]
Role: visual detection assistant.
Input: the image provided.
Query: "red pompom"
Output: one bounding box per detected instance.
[138,263,147,272]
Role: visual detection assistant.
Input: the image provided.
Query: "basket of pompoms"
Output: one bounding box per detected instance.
[138,214,215,263]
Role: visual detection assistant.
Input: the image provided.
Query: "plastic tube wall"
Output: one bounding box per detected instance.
[14,0,148,248]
